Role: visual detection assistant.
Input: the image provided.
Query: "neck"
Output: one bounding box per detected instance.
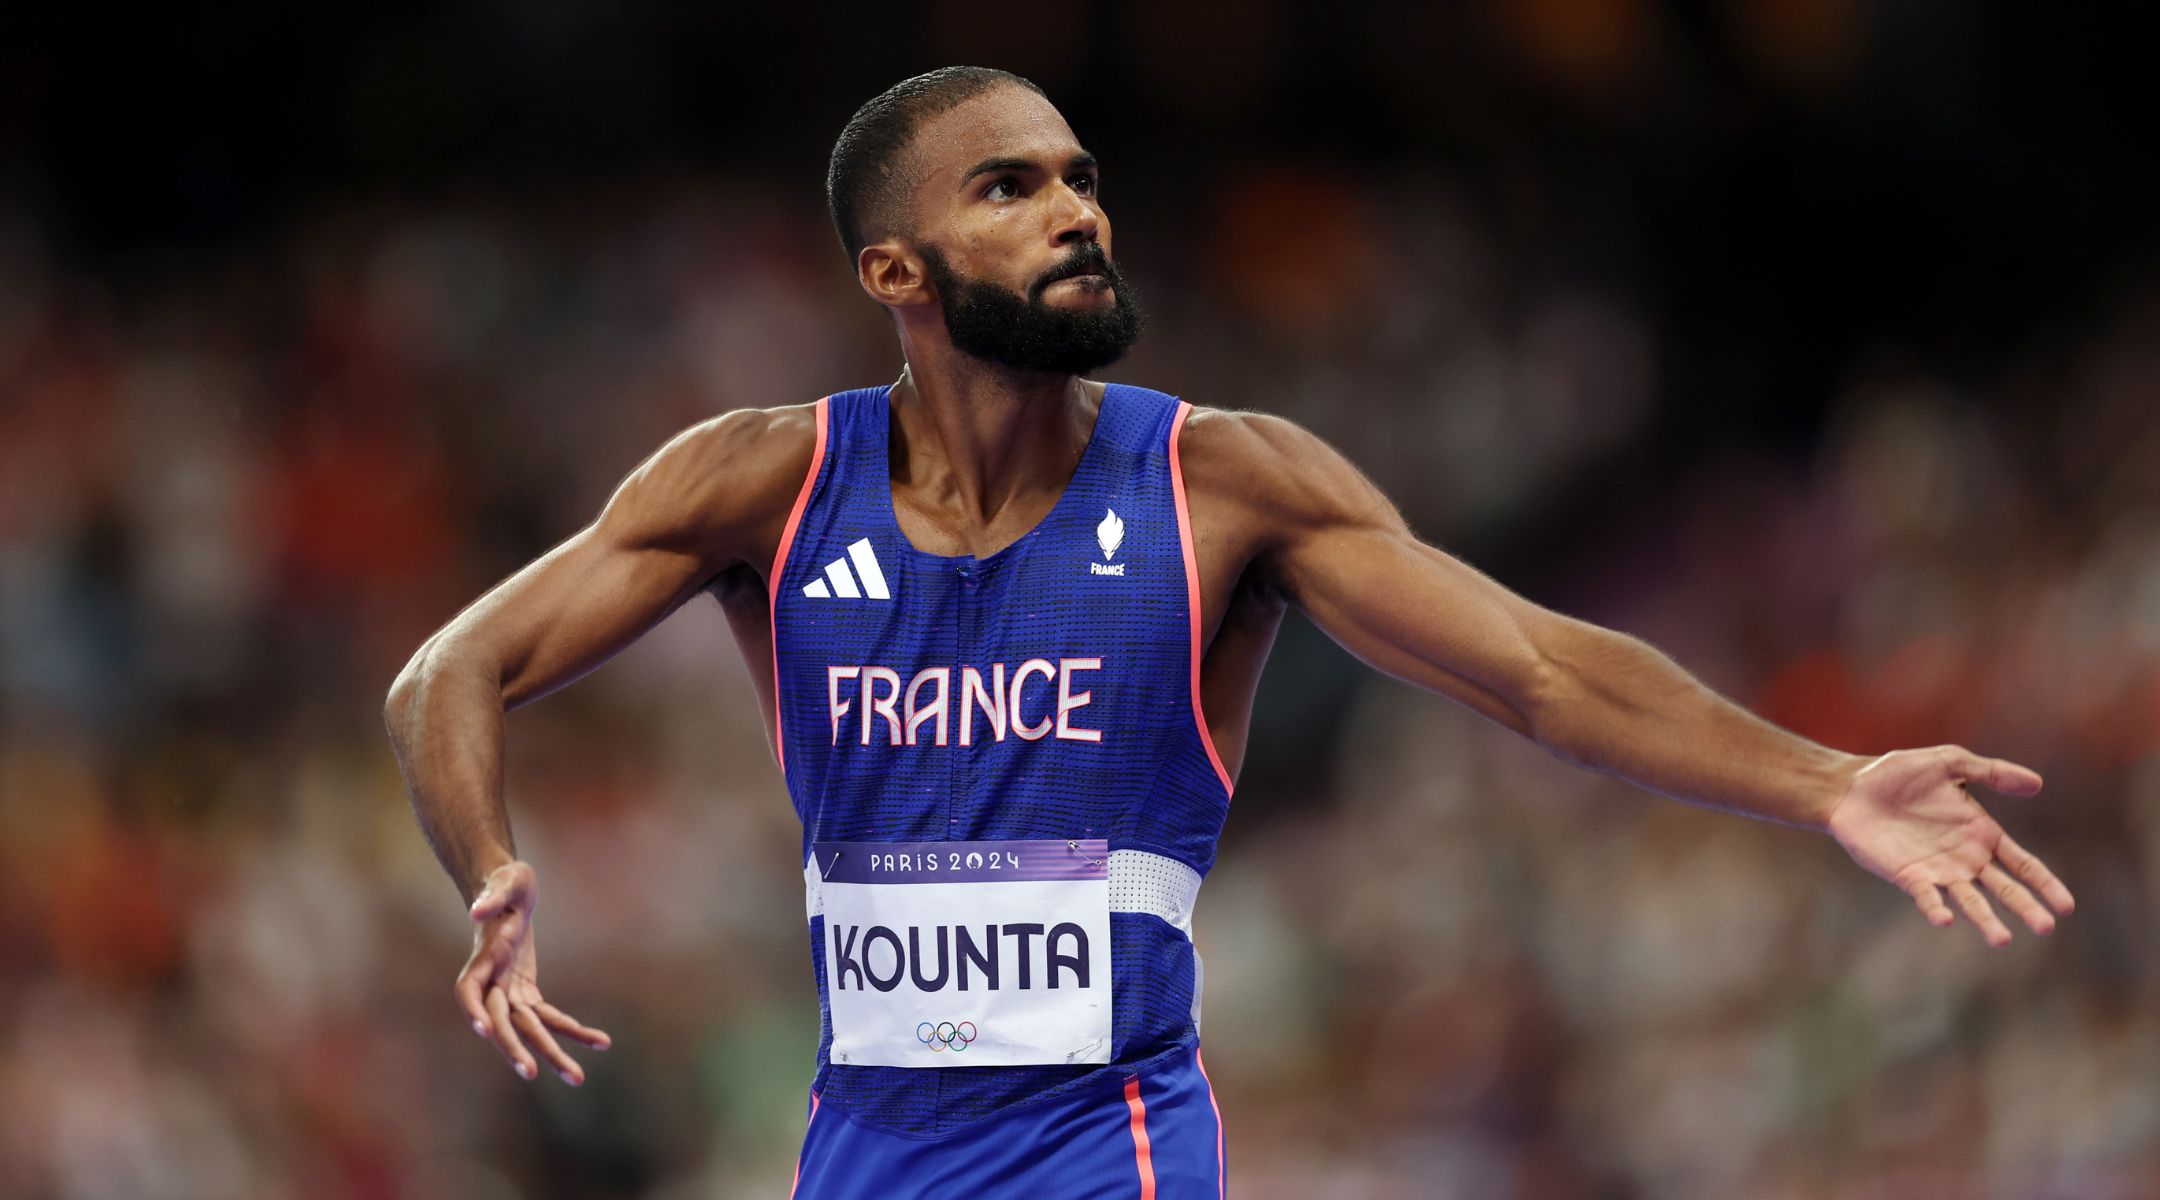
[887,345,1096,525]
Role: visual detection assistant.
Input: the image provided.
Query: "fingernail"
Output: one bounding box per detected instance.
[518,1062,535,1080]
[473,1020,488,1037]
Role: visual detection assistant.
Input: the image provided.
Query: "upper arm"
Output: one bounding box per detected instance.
[409,403,818,709]
[1179,408,1565,736]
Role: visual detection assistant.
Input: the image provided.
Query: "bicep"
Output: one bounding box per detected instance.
[454,514,718,710]
[1250,422,1562,736]
[1283,522,1564,735]
[421,407,810,708]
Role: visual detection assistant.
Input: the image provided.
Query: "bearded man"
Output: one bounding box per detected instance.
[385,66,2073,1199]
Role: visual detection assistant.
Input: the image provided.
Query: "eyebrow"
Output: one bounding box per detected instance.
[960,152,1099,186]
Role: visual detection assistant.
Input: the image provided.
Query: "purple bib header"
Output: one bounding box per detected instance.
[815,839,1110,884]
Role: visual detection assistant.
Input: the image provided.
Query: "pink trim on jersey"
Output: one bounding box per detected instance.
[1168,401,1235,798]
[1124,1076,1158,1200]
[1196,1048,1226,1198]
[787,1091,821,1199]
[769,398,830,773]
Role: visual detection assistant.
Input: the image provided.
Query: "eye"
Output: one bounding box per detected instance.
[986,176,1020,200]
[1069,173,1097,197]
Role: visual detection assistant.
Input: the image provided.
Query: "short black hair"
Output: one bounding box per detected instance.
[826,66,1046,264]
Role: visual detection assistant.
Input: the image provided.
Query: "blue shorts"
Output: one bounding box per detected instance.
[788,1045,1226,1199]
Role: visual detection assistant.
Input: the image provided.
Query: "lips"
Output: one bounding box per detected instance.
[1046,264,1111,293]
[1038,251,1113,294]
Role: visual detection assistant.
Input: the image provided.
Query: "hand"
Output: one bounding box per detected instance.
[1827,745,2075,947]
[456,860,612,1085]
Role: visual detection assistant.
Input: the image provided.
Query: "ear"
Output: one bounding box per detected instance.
[858,240,938,311]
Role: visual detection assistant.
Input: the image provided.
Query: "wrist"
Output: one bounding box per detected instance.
[1812,751,1877,835]
[465,850,517,904]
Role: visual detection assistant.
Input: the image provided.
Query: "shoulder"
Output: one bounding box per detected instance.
[599,399,825,566]
[1173,404,1403,536]
[639,401,822,497]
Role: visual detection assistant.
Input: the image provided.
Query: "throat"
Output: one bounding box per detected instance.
[886,375,1106,559]
[890,475,1074,561]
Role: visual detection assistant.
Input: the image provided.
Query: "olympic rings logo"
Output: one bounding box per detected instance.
[916,1021,978,1052]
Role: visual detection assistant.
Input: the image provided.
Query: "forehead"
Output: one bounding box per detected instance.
[909,86,1084,192]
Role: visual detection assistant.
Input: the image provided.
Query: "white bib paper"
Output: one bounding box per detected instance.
[811,839,1113,1068]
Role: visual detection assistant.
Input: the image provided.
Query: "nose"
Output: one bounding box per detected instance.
[1050,182,1099,246]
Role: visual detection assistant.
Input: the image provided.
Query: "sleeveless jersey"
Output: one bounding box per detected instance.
[767,382,1234,1137]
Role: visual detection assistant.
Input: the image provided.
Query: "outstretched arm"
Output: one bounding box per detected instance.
[384,404,814,1082]
[1191,410,2072,946]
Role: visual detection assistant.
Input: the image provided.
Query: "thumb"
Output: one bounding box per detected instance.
[468,862,529,922]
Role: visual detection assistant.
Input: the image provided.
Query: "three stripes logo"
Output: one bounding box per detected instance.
[803,538,891,600]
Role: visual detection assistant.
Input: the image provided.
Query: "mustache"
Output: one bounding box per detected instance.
[1030,243,1117,299]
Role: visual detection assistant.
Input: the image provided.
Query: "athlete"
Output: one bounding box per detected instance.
[384,67,2076,1197]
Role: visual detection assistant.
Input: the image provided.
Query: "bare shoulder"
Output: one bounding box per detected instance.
[1174,404,1402,539]
[600,400,822,570]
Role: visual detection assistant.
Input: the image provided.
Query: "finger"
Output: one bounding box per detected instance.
[455,915,523,1034]
[1947,879,2013,948]
[1997,833,2076,915]
[1979,863,2055,937]
[1900,876,1955,928]
[455,964,496,1039]
[536,1001,613,1051]
[486,986,539,1081]
[1946,747,2043,797]
[512,1003,586,1086]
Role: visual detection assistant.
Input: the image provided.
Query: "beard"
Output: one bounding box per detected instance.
[920,241,1144,376]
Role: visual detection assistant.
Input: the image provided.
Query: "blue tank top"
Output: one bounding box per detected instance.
[767,382,1234,1136]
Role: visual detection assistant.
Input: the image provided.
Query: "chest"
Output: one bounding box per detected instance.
[782,488,1183,661]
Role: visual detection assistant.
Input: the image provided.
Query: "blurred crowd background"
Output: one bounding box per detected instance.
[3,3,2156,1197]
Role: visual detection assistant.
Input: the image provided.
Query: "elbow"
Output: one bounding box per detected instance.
[384,656,425,736]
[384,634,452,732]
[1517,621,1666,771]
[385,632,508,736]
[1517,649,1594,766]
[1518,658,1563,742]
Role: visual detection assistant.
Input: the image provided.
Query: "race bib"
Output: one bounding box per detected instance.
[810,838,1113,1068]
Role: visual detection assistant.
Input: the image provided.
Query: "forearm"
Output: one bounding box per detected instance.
[385,638,519,904]
[1528,621,1868,831]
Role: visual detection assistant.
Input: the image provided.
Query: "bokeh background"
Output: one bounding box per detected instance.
[4,3,2157,1197]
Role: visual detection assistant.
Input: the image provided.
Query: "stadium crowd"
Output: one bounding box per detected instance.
[1,170,2154,1198]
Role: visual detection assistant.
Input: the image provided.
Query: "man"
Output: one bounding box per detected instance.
[384,67,2074,1198]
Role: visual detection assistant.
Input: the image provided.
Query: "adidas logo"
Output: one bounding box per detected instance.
[803,538,891,600]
